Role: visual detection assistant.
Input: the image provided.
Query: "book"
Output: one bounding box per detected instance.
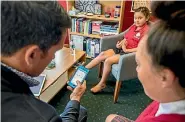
[92,21,102,35]
[71,35,84,51]
[86,38,91,57]
[94,39,100,57]
[90,39,95,58]
[83,38,87,51]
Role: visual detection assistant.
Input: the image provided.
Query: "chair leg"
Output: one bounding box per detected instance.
[98,62,103,78]
[114,81,122,103]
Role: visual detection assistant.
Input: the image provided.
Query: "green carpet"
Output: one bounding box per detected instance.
[50,59,152,122]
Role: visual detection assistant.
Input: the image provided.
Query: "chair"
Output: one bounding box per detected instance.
[98,27,137,103]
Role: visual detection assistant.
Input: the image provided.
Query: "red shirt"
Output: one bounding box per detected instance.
[124,23,149,49]
[136,101,185,122]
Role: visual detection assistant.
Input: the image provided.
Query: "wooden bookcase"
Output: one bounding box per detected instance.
[66,0,125,39]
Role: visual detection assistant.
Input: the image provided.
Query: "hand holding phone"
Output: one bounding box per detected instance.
[67,66,88,102]
[67,80,86,102]
[67,66,89,88]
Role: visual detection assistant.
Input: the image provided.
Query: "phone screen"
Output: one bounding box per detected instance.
[70,68,86,85]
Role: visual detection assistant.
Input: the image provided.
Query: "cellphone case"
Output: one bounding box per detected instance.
[68,66,89,88]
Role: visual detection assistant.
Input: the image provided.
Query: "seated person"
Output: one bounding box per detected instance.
[106,1,185,122]
[1,1,87,122]
[85,7,150,93]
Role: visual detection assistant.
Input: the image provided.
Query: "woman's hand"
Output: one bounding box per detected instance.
[121,39,130,53]
[116,40,123,49]
[124,40,128,46]
[122,43,127,53]
[67,81,86,102]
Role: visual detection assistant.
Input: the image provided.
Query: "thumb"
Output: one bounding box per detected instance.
[67,86,73,91]
[82,80,86,87]
[76,81,81,87]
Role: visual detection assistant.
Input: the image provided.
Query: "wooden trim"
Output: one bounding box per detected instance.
[114,81,122,103]
[70,15,120,22]
[70,32,101,39]
[118,1,125,32]
[39,72,68,103]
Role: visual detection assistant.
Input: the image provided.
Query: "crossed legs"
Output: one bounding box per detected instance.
[85,49,115,69]
[85,49,120,93]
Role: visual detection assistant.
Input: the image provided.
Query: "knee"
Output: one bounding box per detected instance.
[80,105,87,116]
[99,52,105,56]
[96,52,106,61]
[105,114,117,122]
[104,58,112,65]
[78,105,87,122]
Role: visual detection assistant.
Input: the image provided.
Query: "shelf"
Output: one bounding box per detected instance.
[86,56,93,59]
[70,32,101,39]
[70,15,120,22]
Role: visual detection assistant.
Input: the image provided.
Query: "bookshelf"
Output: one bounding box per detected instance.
[70,32,101,39]
[70,15,120,22]
[67,0,125,33]
[66,0,125,58]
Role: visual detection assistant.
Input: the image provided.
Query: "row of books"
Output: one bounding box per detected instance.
[71,18,119,36]
[71,35,101,58]
[71,18,92,35]
[100,22,119,36]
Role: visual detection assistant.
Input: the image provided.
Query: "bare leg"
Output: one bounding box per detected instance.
[91,54,120,93]
[85,49,115,69]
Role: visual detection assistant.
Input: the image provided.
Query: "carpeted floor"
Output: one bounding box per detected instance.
[50,59,152,122]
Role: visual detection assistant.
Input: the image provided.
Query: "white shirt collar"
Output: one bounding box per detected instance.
[155,99,185,116]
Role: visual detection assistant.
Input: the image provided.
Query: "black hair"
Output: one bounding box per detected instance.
[147,1,185,88]
[1,1,71,56]
[134,7,150,19]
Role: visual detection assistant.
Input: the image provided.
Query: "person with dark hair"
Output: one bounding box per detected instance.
[106,1,185,122]
[1,1,87,122]
[85,7,150,94]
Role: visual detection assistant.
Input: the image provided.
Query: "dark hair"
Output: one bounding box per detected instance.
[1,1,71,56]
[134,7,150,19]
[147,1,185,88]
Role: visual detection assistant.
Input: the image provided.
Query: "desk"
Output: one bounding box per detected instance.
[38,47,86,103]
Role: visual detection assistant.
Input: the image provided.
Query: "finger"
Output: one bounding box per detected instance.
[76,81,81,87]
[82,80,86,87]
[67,86,73,91]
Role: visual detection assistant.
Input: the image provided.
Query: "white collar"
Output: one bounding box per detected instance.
[155,99,185,117]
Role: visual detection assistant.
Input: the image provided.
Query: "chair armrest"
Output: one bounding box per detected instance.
[100,32,125,52]
[116,53,137,81]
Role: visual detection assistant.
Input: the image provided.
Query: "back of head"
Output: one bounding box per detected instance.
[1,1,71,56]
[147,1,185,88]
[151,1,185,30]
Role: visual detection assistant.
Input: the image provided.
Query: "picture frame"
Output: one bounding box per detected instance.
[131,0,151,12]
[75,0,98,14]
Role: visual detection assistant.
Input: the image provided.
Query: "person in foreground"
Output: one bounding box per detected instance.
[86,7,150,93]
[1,1,87,122]
[106,1,185,122]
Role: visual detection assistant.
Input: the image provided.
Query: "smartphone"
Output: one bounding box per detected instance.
[68,66,89,88]
[29,74,46,96]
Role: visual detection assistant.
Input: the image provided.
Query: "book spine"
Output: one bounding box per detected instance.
[94,39,100,57]
[91,40,95,58]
